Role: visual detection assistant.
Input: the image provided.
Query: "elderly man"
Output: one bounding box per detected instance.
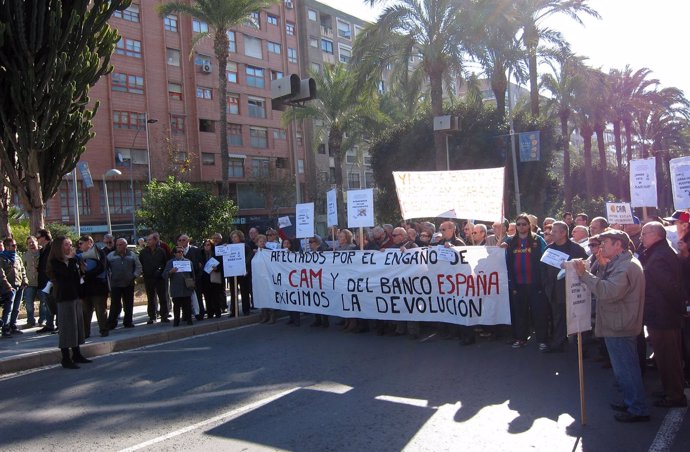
[471,224,488,246]
[639,222,688,408]
[575,230,649,422]
[664,210,690,241]
[571,225,589,250]
[589,217,609,236]
[486,220,507,246]
[541,221,588,353]
[107,238,142,329]
[438,221,466,247]
[139,233,170,324]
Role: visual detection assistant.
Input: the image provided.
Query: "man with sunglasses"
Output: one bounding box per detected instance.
[0,238,27,337]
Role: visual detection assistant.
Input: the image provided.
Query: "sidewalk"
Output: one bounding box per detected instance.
[0,302,260,376]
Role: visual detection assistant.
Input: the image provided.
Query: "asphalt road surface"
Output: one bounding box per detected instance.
[2,319,689,451]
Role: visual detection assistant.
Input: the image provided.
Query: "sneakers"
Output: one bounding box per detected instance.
[511,340,527,348]
[538,343,549,352]
[614,412,650,423]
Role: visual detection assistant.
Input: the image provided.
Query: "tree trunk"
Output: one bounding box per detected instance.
[561,114,572,211]
[581,125,593,200]
[429,71,447,170]
[525,27,540,117]
[491,66,507,118]
[595,126,608,195]
[214,29,230,198]
[0,184,10,238]
[329,128,346,228]
[613,120,624,197]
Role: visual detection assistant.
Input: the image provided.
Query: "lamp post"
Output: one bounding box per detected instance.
[145,116,158,182]
[103,168,122,235]
[130,115,157,241]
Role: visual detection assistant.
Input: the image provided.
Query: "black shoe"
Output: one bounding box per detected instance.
[614,412,650,423]
[146,319,154,325]
[100,330,109,337]
[36,325,55,334]
[26,320,36,328]
[61,359,80,369]
[124,324,135,328]
[610,402,628,412]
[195,315,204,321]
[173,320,180,327]
[161,318,170,323]
[187,320,193,326]
[73,355,92,364]
[11,328,23,335]
[1,330,11,338]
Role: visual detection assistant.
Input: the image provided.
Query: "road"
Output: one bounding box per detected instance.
[2,319,688,451]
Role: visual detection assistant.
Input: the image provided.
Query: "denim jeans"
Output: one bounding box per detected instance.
[23,286,38,324]
[9,286,24,327]
[605,336,649,416]
[38,289,55,328]
[1,289,16,330]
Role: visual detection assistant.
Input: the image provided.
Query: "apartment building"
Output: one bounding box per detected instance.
[47,1,305,238]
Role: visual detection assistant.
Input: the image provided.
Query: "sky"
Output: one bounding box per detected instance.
[318,0,690,98]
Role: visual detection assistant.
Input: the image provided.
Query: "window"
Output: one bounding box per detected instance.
[199,119,215,133]
[196,86,212,99]
[378,80,385,93]
[365,171,375,188]
[194,53,211,66]
[115,147,148,166]
[244,35,262,59]
[252,158,270,177]
[167,48,180,66]
[227,62,238,83]
[338,45,351,64]
[171,115,185,135]
[249,11,261,29]
[318,143,326,154]
[309,37,318,48]
[270,70,284,80]
[115,38,142,58]
[193,19,208,33]
[229,158,244,178]
[112,73,144,94]
[275,157,288,168]
[227,94,240,114]
[164,15,178,32]
[348,172,361,189]
[286,22,295,35]
[245,66,264,88]
[228,124,243,146]
[310,62,321,73]
[168,82,183,100]
[227,31,236,53]
[237,184,265,208]
[267,14,278,26]
[354,25,364,38]
[308,9,317,21]
[296,131,303,146]
[202,153,215,166]
[250,127,268,148]
[99,180,143,215]
[364,155,373,165]
[60,180,91,218]
[337,19,352,39]
[273,129,287,140]
[248,96,266,118]
[113,111,145,129]
[321,39,333,54]
[173,151,188,163]
[287,47,297,63]
[113,4,140,22]
[267,41,281,54]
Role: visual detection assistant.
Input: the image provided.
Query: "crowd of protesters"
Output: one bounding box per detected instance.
[1,208,688,422]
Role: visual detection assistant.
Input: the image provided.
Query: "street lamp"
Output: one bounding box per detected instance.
[129,115,157,241]
[103,168,122,235]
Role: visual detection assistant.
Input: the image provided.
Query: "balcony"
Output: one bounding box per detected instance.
[320,26,333,38]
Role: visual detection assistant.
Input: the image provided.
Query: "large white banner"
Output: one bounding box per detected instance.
[252,247,510,326]
[629,158,658,208]
[670,156,690,210]
[393,168,504,221]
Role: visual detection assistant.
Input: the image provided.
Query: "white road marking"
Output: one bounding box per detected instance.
[303,381,354,394]
[118,387,301,452]
[648,406,688,452]
[375,395,430,408]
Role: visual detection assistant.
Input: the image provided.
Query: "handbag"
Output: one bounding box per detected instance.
[184,276,196,290]
[210,270,222,284]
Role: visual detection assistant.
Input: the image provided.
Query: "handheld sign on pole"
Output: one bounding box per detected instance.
[347,189,374,228]
[629,158,658,208]
[295,202,315,238]
[219,243,248,319]
[326,188,338,227]
[669,156,690,210]
[605,202,634,225]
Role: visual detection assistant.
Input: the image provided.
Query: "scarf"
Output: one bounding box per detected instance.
[0,250,15,264]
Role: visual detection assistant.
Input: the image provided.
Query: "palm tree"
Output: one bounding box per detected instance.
[540,46,586,211]
[607,66,659,196]
[354,0,470,170]
[514,0,599,117]
[283,64,385,226]
[464,0,526,118]
[588,68,610,195]
[157,0,276,198]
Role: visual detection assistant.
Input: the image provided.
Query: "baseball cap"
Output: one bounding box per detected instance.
[663,210,690,223]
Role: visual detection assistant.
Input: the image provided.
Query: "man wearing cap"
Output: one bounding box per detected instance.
[664,210,690,240]
[639,222,688,408]
[574,230,649,422]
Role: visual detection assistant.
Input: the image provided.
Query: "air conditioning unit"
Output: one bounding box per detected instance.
[201,62,212,73]
[285,0,294,9]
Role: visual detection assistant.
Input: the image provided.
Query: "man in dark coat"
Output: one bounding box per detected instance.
[640,221,688,408]
[139,233,170,324]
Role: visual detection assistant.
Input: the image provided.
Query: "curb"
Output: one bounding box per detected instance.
[0,314,261,376]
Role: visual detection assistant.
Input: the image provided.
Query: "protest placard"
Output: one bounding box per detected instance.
[204,257,219,274]
[392,168,504,221]
[606,202,634,225]
[172,260,192,272]
[564,261,592,335]
[214,244,233,256]
[278,216,292,229]
[347,189,374,228]
[295,202,314,238]
[252,246,510,326]
[670,156,690,210]
[222,243,247,277]
[326,189,338,227]
[629,158,658,208]
[540,248,569,269]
